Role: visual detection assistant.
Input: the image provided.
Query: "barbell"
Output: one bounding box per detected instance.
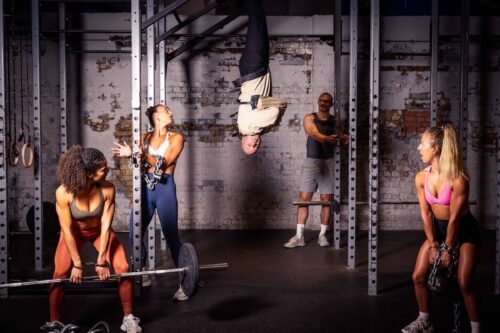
[292,201,336,206]
[0,243,228,298]
[292,201,340,213]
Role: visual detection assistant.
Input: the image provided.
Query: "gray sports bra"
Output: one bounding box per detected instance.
[70,185,105,220]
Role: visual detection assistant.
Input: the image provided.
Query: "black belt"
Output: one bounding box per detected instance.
[237,95,260,110]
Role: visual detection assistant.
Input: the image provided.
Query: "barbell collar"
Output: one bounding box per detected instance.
[199,263,229,271]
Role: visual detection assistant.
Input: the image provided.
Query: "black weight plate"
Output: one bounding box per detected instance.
[178,243,199,297]
[26,202,60,236]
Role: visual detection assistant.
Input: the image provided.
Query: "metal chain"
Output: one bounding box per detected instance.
[41,320,110,333]
[40,321,80,333]
[143,154,163,190]
[128,152,163,190]
[428,242,459,293]
[452,301,462,333]
[441,243,459,278]
[427,247,443,291]
[128,152,139,169]
[87,321,110,333]
[143,172,156,189]
[428,243,463,332]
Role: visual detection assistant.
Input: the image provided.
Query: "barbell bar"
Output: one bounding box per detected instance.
[292,201,336,206]
[292,201,341,213]
[0,264,227,288]
[0,243,228,298]
[294,200,478,205]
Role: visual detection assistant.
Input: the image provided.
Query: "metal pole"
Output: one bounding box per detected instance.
[158,0,168,252]
[347,0,358,269]
[42,29,132,34]
[430,0,439,127]
[147,0,155,106]
[32,0,44,271]
[131,0,142,297]
[0,0,9,298]
[333,0,342,250]
[59,2,67,152]
[146,0,156,272]
[368,0,380,296]
[496,112,500,294]
[140,0,190,31]
[459,0,469,160]
[166,11,241,61]
[155,1,218,44]
[158,0,166,105]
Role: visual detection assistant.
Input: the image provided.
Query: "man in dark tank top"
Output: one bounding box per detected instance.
[306,110,336,159]
[285,93,347,249]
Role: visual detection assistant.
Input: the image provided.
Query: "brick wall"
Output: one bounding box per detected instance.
[6,15,500,232]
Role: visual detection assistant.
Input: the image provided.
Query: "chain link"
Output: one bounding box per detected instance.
[428,242,459,294]
[428,242,463,332]
[128,152,164,190]
[143,154,163,190]
[128,152,140,169]
[451,301,462,333]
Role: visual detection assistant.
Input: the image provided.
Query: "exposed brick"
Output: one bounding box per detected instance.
[7,15,500,232]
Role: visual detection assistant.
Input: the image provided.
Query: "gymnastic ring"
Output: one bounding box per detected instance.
[21,143,34,167]
[8,141,19,166]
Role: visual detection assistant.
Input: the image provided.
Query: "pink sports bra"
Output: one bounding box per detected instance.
[424,166,452,206]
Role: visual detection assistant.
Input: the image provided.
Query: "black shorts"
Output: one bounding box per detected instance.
[433,212,480,246]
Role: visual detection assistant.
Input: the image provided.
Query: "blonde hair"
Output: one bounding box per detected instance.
[426,124,468,182]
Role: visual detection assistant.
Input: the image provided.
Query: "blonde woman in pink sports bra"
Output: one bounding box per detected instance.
[401,124,481,333]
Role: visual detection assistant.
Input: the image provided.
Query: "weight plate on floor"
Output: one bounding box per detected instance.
[178,243,199,297]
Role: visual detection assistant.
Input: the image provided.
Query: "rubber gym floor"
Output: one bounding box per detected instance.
[0,230,499,333]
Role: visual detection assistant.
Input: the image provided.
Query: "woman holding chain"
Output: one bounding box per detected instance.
[401,124,480,333]
[112,104,187,300]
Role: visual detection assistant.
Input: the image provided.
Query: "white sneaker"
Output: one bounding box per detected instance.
[318,234,329,247]
[284,235,306,248]
[401,318,434,333]
[173,286,189,301]
[121,314,142,333]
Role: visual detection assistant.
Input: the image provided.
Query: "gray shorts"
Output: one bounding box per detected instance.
[299,158,334,194]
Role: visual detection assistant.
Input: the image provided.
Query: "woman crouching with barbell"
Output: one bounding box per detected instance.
[43,146,142,333]
[401,124,480,333]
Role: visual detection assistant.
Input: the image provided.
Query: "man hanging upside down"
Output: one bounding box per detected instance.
[235,0,287,155]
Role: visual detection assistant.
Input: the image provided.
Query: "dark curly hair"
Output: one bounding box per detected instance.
[145,104,171,127]
[56,145,106,194]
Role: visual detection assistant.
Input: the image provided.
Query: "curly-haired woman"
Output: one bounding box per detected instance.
[45,146,141,332]
[112,104,186,300]
[402,124,480,333]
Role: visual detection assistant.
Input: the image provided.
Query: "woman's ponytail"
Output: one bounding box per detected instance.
[439,124,468,182]
[56,145,91,193]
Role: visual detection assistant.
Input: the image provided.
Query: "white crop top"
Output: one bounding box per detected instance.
[147,132,170,156]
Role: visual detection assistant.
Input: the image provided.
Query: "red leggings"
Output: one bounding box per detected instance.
[49,227,133,321]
